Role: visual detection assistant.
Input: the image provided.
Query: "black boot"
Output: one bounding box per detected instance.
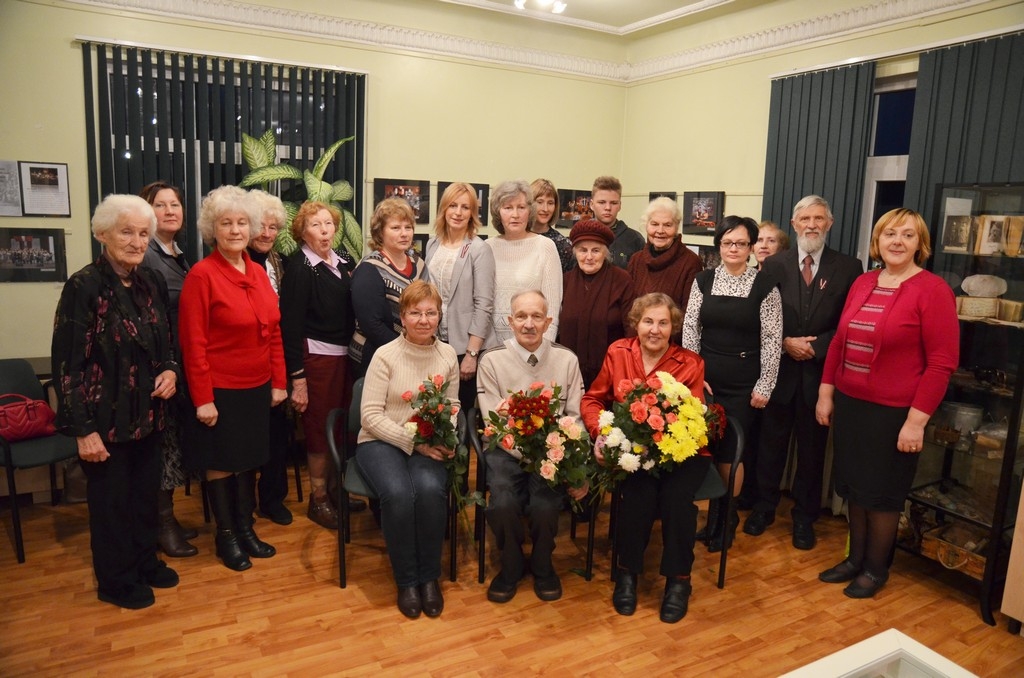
[234,470,275,558]
[157,489,198,557]
[207,476,252,571]
[697,497,721,545]
[708,502,739,553]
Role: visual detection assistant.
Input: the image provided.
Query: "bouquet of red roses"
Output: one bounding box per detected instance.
[402,374,474,513]
[483,381,592,510]
[592,371,725,495]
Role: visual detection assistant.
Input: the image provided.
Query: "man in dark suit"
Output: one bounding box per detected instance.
[744,195,863,550]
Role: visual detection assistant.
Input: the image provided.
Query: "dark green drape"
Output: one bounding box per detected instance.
[904,33,1024,226]
[81,43,366,261]
[761,62,875,257]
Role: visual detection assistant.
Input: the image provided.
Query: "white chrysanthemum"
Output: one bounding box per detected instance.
[598,410,614,428]
[605,427,625,448]
[618,452,641,473]
[642,459,656,471]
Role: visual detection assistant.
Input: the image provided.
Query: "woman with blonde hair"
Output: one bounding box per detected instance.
[425,182,495,409]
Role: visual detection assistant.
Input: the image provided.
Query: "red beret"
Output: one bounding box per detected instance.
[569,219,614,246]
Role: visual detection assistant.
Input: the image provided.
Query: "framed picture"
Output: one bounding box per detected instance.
[437,181,490,226]
[0,160,23,217]
[940,214,973,254]
[18,161,70,217]
[0,227,68,282]
[682,191,724,235]
[373,178,431,224]
[649,191,677,202]
[556,189,592,229]
[696,244,721,271]
[975,215,1007,255]
[411,233,429,257]
[1004,216,1024,257]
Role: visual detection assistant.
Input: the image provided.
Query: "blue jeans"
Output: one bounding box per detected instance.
[355,440,448,588]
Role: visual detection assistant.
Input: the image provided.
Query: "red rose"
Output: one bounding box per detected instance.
[417,419,435,439]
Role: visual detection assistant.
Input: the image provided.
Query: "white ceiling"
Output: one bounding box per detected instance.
[439,0,737,35]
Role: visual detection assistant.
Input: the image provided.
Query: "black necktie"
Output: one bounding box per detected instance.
[528,354,538,366]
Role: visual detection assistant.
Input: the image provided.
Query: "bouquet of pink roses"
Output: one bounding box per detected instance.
[483,381,592,510]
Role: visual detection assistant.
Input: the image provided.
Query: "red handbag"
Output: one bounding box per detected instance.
[0,393,57,442]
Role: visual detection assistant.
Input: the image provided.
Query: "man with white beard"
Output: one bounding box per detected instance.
[745,195,862,550]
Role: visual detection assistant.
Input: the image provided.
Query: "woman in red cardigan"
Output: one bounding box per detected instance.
[581,293,711,624]
[179,185,288,572]
[815,208,958,599]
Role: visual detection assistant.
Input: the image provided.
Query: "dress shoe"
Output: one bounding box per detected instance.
[236,524,276,558]
[141,560,180,589]
[819,559,861,584]
[307,493,339,530]
[215,530,253,571]
[844,570,888,599]
[487,571,520,603]
[98,583,155,610]
[792,522,817,550]
[612,571,638,616]
[660,578,692,624]
[742,510,775,536]
[420,580,444,617]
[397,586,422,618]
[258,503,293,526]
[533,573,562,602]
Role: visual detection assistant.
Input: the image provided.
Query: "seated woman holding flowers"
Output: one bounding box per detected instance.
[581,292,712,624]
[354,281,459,620]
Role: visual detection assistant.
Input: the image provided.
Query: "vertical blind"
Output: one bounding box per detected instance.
[760,62,875,257]
[904,32,1024,227]
[81,42,366,260]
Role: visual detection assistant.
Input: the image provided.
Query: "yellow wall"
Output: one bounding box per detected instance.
[0,0,1021,359]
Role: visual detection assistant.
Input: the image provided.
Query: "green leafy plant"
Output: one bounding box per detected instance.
[240,129,363,259]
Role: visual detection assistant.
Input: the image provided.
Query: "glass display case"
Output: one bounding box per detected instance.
[898,183,1024,626]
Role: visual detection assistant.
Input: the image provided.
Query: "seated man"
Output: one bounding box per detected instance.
[477,289,586,603]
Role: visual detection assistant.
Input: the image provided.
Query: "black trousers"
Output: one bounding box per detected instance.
[79,434,161,594]
[756,396,830,524]
[616,455,712,577]
[258,403,290,511]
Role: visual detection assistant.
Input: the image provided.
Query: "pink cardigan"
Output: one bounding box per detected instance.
[821,269,959,415]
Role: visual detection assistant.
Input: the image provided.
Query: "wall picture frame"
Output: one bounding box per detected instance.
[682,191,724,235]
[0,227,68,282]
[649,191,677,202]
[556,189,592,229]
[373,178,431,224]
[411,233,429,257]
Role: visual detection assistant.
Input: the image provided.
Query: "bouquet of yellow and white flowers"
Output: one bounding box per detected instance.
[592,371,719,493]
[483,381,592,510]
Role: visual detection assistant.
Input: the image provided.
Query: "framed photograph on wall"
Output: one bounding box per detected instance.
[682,191,724,235]
[0,227,67,282]
[0,160,23,216]
[976,215,1007,255]
[373,178,430,224]
[411,233,429,257]
[556,189,592,229]
[437,181,490,226]
[696,244,721,271]
[649,191,677,202]
[18,161,70,217]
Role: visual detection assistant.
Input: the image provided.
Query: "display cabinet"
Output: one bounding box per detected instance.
[897,183,1024,626]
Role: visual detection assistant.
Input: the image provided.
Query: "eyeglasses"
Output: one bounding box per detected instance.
[405,310,439,320]
[720,240,750,249]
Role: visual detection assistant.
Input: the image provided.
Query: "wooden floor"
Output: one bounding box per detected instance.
[2,480,1023,677]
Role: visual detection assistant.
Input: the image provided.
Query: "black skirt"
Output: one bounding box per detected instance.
[183,381,271,473]
[833,390,919,511]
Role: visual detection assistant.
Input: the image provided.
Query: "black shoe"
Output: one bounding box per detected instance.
[487,571,519,603]
[735,495,755,511]
[258,504,293,526]
[398,586,422,618]
[742,510,775,536]
[843,570,888,599]
[348,498,368,513]
[708,507,739,553]
[819,559,860,584]
[792,522,817,550]
[612,572,637,616]
[236,525,276,558]
[420,580,444,618]
[533,573,562,602]
[215,530,253,571]
[141,560,180,589]
[660,578,692,623]
[98,583,155,610]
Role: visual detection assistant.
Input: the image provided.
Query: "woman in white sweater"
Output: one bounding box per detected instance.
[486,180,562,344]
[355,281,459,620]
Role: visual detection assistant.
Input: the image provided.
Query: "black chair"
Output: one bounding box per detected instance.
[591,414,745,589]
[325,378,462,589]
[0,358,79,563]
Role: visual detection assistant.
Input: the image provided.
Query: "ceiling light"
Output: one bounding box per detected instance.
[552,1,566,13]
[513,0,567,13]
[514,0,526,9]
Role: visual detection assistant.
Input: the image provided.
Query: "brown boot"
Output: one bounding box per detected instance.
[158,489,198,557]
[307,491,339,530]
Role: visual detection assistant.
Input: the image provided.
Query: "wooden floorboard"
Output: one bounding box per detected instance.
[2,480,1023,677]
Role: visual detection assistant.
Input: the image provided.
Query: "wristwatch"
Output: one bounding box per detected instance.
[467,350,480,358]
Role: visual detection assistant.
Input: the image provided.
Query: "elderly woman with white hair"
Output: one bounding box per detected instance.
[52,194,181,609]
[486,179,562,343]
[627,197,704,316]
[179,185,288,572]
